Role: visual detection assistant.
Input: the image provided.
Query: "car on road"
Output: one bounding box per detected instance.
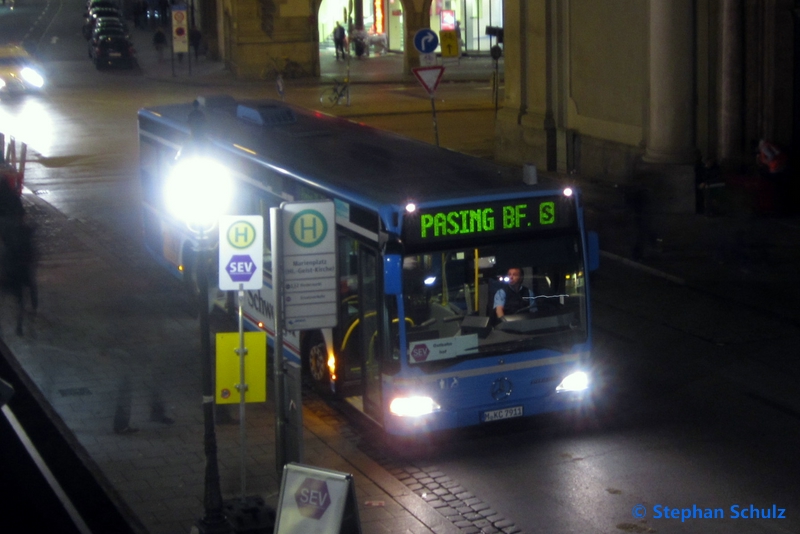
[82,7,124,38]
[92,16,129,33]
[90,35,137,69]
[88,26,129,56]
[85,0,118,15]
[0,45,45,94]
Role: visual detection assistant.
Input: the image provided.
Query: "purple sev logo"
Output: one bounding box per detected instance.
[294,477,331,519]
[226,254,256,283]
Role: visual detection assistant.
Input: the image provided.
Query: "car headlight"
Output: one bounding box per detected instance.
[0,78,5,90]
[21,67,44,88]
[389,396,440,417]
[555,371,589,393]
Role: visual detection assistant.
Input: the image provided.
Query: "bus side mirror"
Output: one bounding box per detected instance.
[384,254,402,295]
[587,231,600,272]
[1,377,14,408]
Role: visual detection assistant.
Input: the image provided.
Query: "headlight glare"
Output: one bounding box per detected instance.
[556,371,589,393]
[389,396,440,417]
[21,67,44,88]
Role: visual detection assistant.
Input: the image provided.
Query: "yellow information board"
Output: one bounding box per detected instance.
[215,332,267,404]
[439,30,459,57]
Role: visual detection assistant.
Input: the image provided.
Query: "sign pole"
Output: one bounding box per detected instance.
[270,207,287,474]
[216,216,271,530]
[236,283,247,500]
[430,96,440,147]
[412,67,445,148]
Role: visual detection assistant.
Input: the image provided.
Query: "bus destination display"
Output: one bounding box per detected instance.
[404,196,573,245]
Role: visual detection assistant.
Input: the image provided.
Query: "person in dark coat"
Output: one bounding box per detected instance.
[189,26,202,60]
[1,216,38,336]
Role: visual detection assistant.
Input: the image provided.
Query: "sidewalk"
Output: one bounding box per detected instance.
[6,191,464,534]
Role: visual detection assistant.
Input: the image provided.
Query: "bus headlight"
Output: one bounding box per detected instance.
[556,371,589,393]
[389,396,440,417]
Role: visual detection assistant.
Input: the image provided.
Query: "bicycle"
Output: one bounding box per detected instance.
[260,56,307,81]
[319,78,349,108]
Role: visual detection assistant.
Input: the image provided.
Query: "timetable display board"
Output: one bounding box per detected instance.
[403,195,576,247]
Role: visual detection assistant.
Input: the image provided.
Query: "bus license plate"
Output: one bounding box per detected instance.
[482,405,523,422]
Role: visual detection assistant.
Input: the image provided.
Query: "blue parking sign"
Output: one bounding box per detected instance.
[414,29,439,54]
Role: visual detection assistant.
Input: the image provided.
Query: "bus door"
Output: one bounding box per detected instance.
[358,247,382,423]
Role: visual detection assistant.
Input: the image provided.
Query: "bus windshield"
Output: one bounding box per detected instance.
[400,233,587,364]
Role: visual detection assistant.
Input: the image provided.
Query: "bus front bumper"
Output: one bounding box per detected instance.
[384,380,592,436]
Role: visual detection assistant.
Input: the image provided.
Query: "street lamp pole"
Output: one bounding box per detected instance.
[164,150,234,534]
[195,231,231,534]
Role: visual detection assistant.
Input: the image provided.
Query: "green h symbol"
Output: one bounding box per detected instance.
[300,216,319,240]
[234,225,250,242]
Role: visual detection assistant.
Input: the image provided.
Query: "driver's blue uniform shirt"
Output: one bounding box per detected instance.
[493,284,536,314]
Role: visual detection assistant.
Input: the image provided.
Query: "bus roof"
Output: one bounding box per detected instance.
[139,96,566,213]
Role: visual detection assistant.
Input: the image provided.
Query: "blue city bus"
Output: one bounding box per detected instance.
[138,96,599,436]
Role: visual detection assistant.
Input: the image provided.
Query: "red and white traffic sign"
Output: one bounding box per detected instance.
[412,66,445,96]
[171,5,189,53]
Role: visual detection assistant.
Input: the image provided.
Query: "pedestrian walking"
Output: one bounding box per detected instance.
[455,21,464,55]
[153,27,167,62]
[351,28,367,58]
[189,26,202,60]
[333,22,346,60]
[1,216,38,336]
[102,347,175,435]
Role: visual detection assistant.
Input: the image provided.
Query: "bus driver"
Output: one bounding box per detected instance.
[494,267,535,320]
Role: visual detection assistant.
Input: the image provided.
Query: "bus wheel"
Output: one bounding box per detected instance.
[305,332,329,391]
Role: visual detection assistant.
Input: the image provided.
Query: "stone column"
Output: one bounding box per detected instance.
[402,1,427,74]
[718,0,744,165]
[643,0,696,164]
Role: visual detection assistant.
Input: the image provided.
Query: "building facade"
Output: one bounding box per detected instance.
[203,0,796,212]
[213,0,502,79]
[496,0,797,212]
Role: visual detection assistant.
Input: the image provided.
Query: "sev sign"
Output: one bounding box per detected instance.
[218,216,263,290]
[274,463,361,533]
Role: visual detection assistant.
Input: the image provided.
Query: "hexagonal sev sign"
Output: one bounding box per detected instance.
[226,254,256,283]
[410,343,430,362]
[294,477,331,520]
